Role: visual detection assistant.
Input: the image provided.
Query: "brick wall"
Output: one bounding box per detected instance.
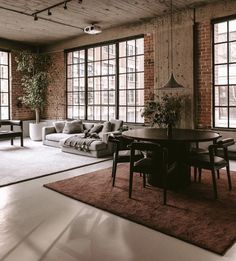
[144,33,154,101]
[42,51,66,120]
[196,22,212,128]
[11,52,34,120]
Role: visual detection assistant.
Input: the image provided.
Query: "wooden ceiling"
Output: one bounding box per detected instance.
[0,0,218,45]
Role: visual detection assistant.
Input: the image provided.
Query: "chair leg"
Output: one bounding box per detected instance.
[194,167,197,182]
[226,165,232,191]
[11,138,13,146]
[112,159,117,187]
[211,169,218,199]
[129,171,134,198]
[198,168,202,183]
[143,173,146,188]
[217,170,220,179]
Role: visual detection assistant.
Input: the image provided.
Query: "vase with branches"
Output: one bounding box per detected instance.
[142,93,186,136]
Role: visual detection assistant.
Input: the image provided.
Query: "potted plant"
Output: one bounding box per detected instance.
[141,93,185,137]
[15,51,51,141]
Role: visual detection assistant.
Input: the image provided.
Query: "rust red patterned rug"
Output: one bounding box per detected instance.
[44,164,236,255]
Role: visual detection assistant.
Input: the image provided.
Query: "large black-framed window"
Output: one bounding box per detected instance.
[0,51,10,120]
[66,36,144,123]
[213,17,236,128]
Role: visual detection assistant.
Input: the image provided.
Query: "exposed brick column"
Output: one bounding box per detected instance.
[43,51,66,120]
[197,22,212,128]
[11,52,34,120]
[144,33,154,102]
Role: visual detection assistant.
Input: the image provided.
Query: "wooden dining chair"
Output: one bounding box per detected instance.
[129,142,176,205]
[187,138,234,199]
[109,135,143,187]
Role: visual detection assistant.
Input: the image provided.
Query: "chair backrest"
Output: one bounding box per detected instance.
[130,142,168,171]
[109,135,134,151]
[208,138,235,163]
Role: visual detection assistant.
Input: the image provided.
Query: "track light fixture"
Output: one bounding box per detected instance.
[32,0,81,21]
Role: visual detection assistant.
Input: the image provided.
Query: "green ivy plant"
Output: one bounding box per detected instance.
[15,51,51,124]
[141,93,186,127]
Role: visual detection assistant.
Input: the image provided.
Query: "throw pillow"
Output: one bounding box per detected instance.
[98,121,112,139]
[63,120,84,134]
[110,119,123,131]
[53,121,66,133]
[89,124,103,134]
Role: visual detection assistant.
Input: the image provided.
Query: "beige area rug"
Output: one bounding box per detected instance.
[45,164,236,255]
[0,138,110,187]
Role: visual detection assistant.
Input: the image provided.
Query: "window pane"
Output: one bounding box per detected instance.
[127,40,135,56]
[101,91,108,104]
[79,92,85,105]
[102,46,108,60]
[229,64,236,84]
[101,77,108,90]
[88,106,93,120]
[109,91,115,105]
[214,22,227,43]
[214,43,227,64]
[67,92,73,105]
[119,74,126,89]
[229,19,236,41]
[136,55,144,71]
[127,57,135,70]
[73,92,79,105]
[109,44,116,59]
[109,76,115,90]
[215,65,227,85]
[119,91,126,105]
[101,106,108,120]
[1,107,8,119]
[88,62,94,76]
[1,80,8,92]
[94,47,101,61]
[78,106,85,119]
[67,79,72,91]
[229,108,236,128]
[67,106,73,118]
[229,86,236,106]
[136,38,144,55]
[1,93,8,106]
[127,107,135,122]
[94,92,100,104]
[109,106,115,119]
[95,61,101,75]
[119,107,126,121]
[229,42,236,63]
[215,107,227,127]
[136,72,144,89]
[94,106,100,120]
[136,90,144,106]
[88,48,94,62]
[88,92,93,104]
[214,86,227,106]
[127,90,135,105]
[119,58,126,73]
[119,42,126,57]
[95,77,100,90]
[136,107,144,123]
[109,59,116,74]
[102,61,109,75]
[73,106,79,118]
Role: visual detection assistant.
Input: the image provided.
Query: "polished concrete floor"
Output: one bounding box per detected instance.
[1,159,236,261]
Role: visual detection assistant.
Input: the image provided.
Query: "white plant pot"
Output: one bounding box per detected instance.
[29,122,47,141]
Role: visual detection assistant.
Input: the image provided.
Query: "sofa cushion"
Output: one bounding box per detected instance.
[110,119,123,131]
[99,121,112,139]
[83,123,94,131]
[63,120,84,134]
[53,121,66,133]
[89,124,103,134]
[45,133,79,142]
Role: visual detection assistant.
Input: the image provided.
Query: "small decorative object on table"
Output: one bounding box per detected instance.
[141,93,185,138]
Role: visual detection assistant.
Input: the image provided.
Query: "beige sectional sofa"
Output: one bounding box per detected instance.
[42,119,123,158]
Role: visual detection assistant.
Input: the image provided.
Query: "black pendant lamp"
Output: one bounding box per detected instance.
[160,0,183,89]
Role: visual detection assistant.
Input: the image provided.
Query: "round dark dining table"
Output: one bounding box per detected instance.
[122,128,220,189]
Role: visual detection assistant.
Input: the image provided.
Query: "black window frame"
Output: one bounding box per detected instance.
[212,15,236,129]
[0,50,10,120]
[65,35,144,123]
